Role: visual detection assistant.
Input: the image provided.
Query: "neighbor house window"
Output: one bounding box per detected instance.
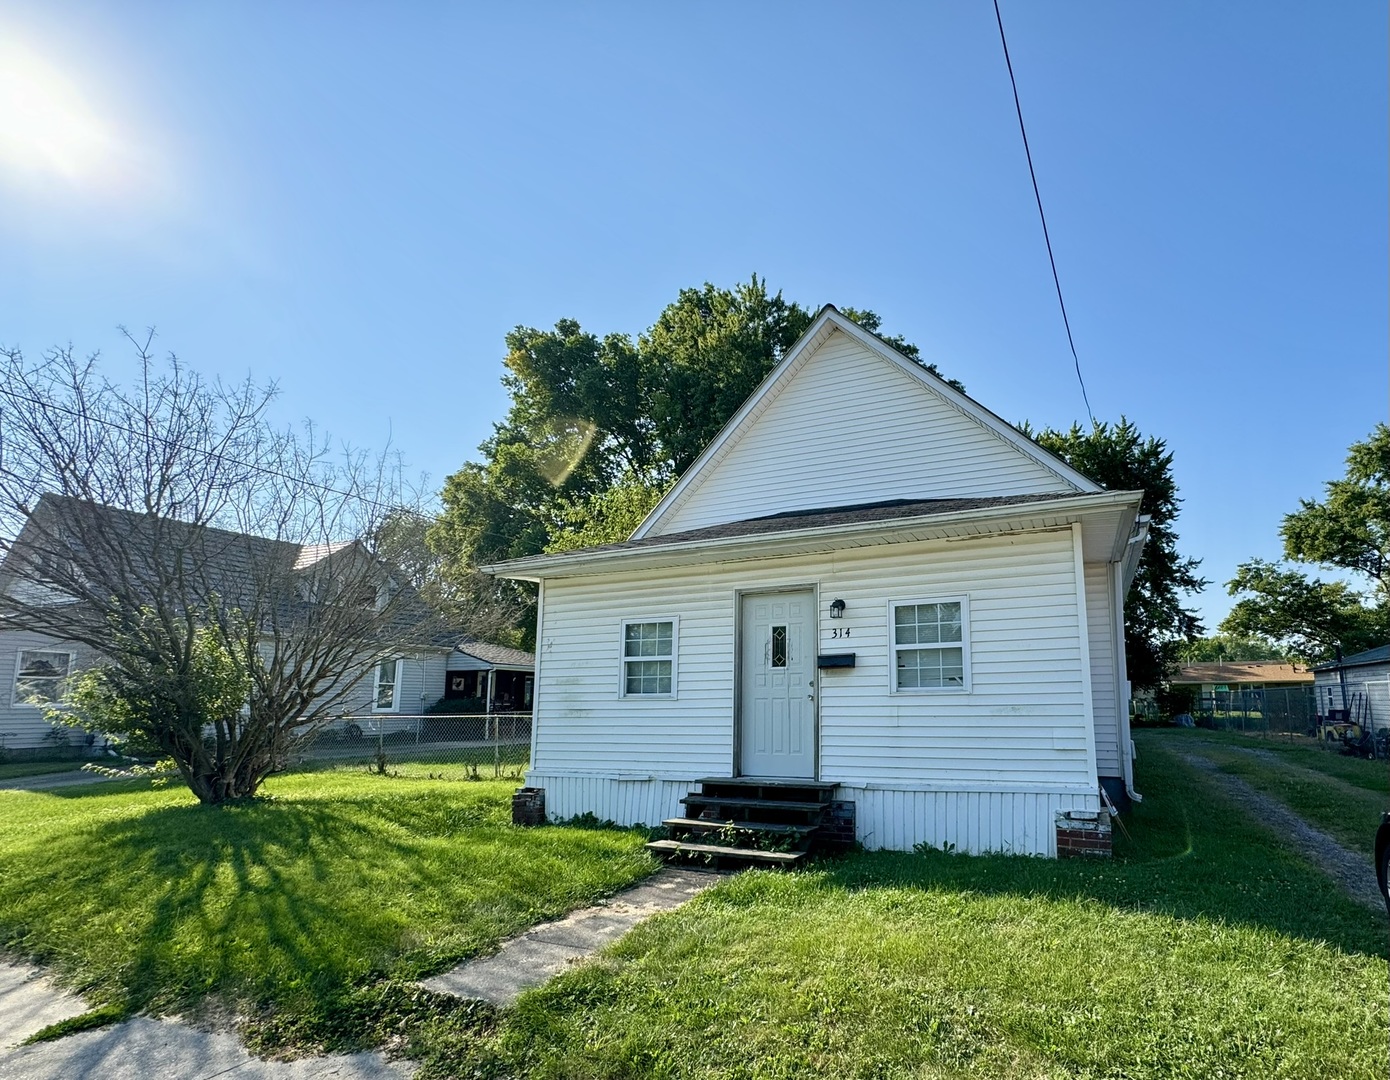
[13,650,73,706]
[374,659,399,711]
[890,598,970,692]
[621,619,676,696]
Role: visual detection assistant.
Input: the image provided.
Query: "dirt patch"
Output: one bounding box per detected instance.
[1181,752,1384,911]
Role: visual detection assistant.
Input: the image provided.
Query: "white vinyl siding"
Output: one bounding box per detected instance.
[650,331,1075,536]
[530,528,1094,789]
[891,598,969,692]
[1313,664,1389,733]
[1085,562,1122,776]
[523,773,1099,856]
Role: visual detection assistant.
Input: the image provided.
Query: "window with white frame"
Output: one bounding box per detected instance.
[890,598,969,691]
[14,649,74,706]
[621,619,676,696]
[373,658,399,711]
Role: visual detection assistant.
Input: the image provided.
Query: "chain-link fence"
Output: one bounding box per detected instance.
[1133,686,1322,739]
[289,713,531,780]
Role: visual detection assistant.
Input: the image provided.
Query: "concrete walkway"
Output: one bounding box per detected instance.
[422,866,725,1005]
[0,963,412,1080]
[0,770,121,792]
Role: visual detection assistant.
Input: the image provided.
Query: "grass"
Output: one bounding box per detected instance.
[463,733,1390,1080]
[3,737,1388,1078]
[1167,727,1390,856]
[0,759,92,781]
[0,764,656,1058]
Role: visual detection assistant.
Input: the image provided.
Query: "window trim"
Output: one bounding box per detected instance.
[888,596,971,694]
[12,648,76,709]
[618,616,679,699]
[372,657,401,713]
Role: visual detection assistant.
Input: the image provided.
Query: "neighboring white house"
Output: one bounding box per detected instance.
[485,306,1148,857]
[0,496,532,753]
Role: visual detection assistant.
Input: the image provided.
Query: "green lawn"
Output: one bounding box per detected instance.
[3,738,1388,1079]
[471,733,1389,1080]
[1166,727,1390,856]
[0,766,656,1052]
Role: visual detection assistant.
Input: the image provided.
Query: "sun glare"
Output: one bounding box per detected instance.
[0,39,128,190]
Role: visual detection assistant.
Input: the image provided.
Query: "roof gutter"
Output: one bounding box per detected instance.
[484,489,1144,581]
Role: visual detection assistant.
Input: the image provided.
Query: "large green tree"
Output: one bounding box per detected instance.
[1221,424,1390,660]
[429,279,937,640]
[1023,419,1206,691]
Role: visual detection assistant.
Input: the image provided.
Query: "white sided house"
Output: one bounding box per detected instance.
[487,307,1148,857]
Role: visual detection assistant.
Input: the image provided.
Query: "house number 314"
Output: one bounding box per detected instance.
[830,627,851,638]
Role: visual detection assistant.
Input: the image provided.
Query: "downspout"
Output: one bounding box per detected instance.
[1113,559,1141,804]
[1118,520,1148,804]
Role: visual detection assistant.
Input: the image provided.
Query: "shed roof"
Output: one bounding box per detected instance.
[1312,644,1390,672]
[455,640,535,668]
[1169,661,1313,685]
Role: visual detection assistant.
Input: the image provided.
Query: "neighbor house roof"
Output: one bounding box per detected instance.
[1312,644,1390,672]
[455,640,535,668]
[1169,661,1313,685]
[1,494,454,648]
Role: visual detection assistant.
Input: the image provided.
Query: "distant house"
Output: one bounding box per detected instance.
[1312,645,1388,733]
[487,306,1149,857]
[1168,660,1313,694]
[446,641,536,712]
[0,496,531,752]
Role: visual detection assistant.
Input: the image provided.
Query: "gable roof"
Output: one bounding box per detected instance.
[1,494,456,648]
[632,306,1102,540]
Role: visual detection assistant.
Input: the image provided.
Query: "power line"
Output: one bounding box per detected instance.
[992,0,1096,427]
[0,384,412,516]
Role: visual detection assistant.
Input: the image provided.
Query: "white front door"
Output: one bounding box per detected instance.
[739,589,816,778]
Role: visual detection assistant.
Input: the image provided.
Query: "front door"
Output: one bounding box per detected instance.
[739,589,816,778]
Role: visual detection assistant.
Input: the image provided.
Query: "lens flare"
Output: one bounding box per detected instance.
[0,39,125,189]
[536,419,598,488]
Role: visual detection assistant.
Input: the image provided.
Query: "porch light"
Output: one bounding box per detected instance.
[829,598,846,620]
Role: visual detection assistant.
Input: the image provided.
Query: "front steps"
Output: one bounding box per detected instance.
[645,776,837,869]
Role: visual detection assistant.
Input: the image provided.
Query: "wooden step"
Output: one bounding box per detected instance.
[696,778,836,803]
[645,839,806,865]
[695,776,837,791]
[681,794,830,814]
[662,817,816,836]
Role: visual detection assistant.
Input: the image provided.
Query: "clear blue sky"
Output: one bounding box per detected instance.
[2,1,1385,631]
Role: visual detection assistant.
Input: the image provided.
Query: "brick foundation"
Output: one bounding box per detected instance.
[512,787,546,826]
[1055,809,1112,858]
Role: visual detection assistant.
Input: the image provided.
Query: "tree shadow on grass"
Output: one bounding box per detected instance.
[0,786,653,1021]
[808,738,1389,960]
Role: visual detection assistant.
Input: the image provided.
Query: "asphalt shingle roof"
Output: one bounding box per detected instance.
[571,493,1093,556]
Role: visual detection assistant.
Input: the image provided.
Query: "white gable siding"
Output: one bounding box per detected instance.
[1084,562,1121,776]
[530,528,1094,791]
[650,331,1076,536]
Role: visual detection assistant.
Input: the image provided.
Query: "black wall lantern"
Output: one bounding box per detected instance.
[829,598,846,620]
